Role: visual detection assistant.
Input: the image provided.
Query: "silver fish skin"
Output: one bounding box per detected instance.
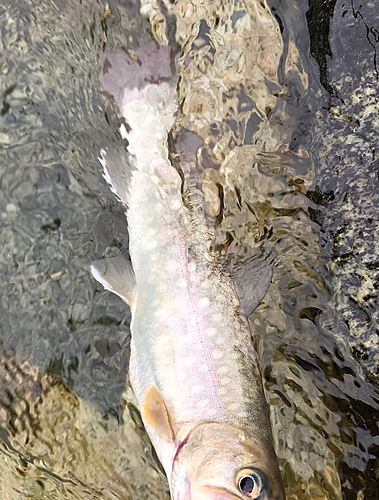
[92,44,286,500]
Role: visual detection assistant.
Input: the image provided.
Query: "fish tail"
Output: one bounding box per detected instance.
[99,43,179,206]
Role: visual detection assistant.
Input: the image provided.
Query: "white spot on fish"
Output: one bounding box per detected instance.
[220,376,232,387]
[157,335,170,345]
[177,277,187,289]
[212,349,223,360]
[200,280,211,291]
[166,260,177,272]
[150,253,159,263]
[183,355,197,367]
[196,399,210,409]
[211,313,222,323]
[154,308,167,321]
[217,365,229,375]
[228,403,240,412]
[179,332,191,344]
[215,335,225,346]
[177,372,187,382]
[148,240,158,250]
[206,327,217,337]
[191,385,204,394]
[199,297,210,308]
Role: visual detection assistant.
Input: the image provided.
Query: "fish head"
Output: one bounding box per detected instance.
[170,422,285,500]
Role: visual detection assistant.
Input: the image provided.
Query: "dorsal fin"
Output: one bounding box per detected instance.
[225,244,277,317]
[91,253,136,308]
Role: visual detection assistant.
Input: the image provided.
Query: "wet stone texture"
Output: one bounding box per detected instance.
[0,0,139,419]
[308,0,379,382]
[0,343,168,500]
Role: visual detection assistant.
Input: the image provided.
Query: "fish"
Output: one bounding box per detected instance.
[91,43,286,500]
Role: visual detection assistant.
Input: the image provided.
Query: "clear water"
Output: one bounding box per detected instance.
[0,0,378,499]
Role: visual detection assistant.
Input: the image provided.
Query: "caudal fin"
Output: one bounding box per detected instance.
[100,43,178,116]
[99,43,179,205]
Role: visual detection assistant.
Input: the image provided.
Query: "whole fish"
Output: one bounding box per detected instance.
[91,44,286,500]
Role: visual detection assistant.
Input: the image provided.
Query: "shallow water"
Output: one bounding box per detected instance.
[0,0,378,499]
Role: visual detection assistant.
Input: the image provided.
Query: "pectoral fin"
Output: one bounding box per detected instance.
[142,385,175,443]
[226,244,277,318]
[91,252,136,308]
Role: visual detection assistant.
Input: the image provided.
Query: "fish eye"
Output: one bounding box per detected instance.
[236,469,266,498]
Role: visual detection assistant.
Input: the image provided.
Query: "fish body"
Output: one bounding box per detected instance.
[92,44,285,500]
